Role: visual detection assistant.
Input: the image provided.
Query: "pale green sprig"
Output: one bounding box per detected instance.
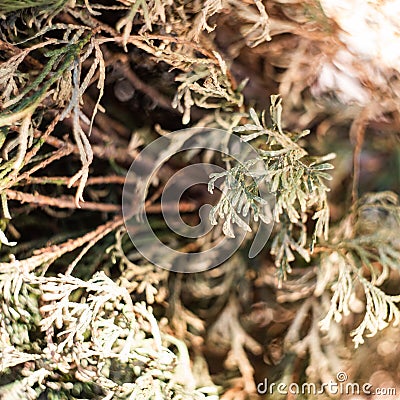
[318,192,400,347]
[208,160,272,237]
[214,95,335,276]
[236,96,334,248]
[351,278,400,348]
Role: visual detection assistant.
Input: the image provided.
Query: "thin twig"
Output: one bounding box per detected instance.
[19,175,126,186]
[6,189,121,213]
[64,222,114,275]
[14,145,75,187]
[7,189,198,214]
[0,215,124,272]
[42,134,135,164]
[23,112,64,166]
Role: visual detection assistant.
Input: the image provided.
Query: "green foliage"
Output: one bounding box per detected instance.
[212,95,334,279]
[213,97,400,354]
[318,192,400,347]
[0,0,400,398]
[208,158,272,238]
[0,0,67,14]
[0,267,215,399]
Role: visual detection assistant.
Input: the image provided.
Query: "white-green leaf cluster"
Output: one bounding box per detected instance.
[208,160,273,238]
[0,268,218,399]
[212,95,334,277]
[318,192,400,347]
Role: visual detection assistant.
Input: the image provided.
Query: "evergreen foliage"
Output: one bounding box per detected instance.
[0,1,399,399]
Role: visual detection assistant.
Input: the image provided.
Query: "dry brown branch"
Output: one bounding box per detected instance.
[20,175,126,186]
[6,189,198,214]
[0,215,124,272]
[64,221,117,275]
[13,145,75,187]
[42,133,136,164]
[6,189,121,213]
